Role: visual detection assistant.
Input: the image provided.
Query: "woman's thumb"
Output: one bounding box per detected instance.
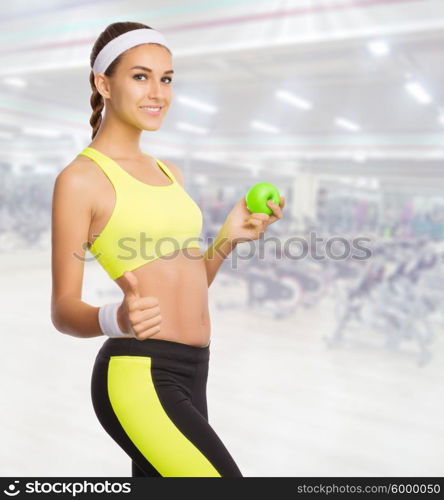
[122,271,140,299]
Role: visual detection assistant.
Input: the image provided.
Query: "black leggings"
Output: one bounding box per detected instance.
[90,337,243,477]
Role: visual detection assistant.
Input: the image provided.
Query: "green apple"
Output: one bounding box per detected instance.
[245,182,281,215]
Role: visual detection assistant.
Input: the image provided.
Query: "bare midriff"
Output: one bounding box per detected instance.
[114,248,211,347]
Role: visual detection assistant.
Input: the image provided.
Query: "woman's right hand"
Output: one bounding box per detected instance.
[117,271,162,340]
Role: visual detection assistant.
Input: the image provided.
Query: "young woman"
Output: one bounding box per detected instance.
[51,21,285,477]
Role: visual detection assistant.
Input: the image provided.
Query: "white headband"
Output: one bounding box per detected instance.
[92,28,171,75]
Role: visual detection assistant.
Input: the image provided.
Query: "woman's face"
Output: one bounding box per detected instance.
[104,43,174,131]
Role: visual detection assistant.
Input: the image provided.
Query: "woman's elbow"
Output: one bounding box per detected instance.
[51,300,67,334]
[51,311,66,334]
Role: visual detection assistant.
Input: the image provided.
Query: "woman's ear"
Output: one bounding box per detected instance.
[94,73,111,99]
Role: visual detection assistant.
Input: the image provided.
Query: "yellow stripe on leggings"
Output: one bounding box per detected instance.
[107,355,222,477]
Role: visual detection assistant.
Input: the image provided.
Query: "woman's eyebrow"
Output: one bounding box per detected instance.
[130,65,174,74]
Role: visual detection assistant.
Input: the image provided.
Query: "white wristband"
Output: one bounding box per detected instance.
[98,302,131,338]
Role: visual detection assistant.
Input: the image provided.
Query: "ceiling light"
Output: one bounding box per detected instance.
[354,152,367,162]
[367,40,390,56]
[275,90,312,110]
[176,122,208,135]
[250,120,280,134]
[335,117,360,132]
[177,95,218,114]
[3,77,27,88]
[405,81,432,104]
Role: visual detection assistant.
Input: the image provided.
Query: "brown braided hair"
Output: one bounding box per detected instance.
[89,21,170,140]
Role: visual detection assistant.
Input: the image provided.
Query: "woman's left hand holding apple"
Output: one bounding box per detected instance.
[221,195,286,246]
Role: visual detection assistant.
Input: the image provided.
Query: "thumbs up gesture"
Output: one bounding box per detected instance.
[117,271,162,340]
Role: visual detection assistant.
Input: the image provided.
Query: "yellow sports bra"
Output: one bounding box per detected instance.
[78,146,203,280]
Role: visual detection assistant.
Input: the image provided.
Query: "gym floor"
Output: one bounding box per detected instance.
[1,244,443,477]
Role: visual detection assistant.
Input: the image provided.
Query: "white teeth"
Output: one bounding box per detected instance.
[141,106,161,111]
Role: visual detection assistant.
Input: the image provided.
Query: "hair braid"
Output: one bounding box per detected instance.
[89,71,104,140]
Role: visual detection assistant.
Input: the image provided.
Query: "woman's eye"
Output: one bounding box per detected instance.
[133,74,173,83]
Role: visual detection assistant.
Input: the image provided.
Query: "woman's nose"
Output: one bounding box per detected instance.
[147,80,163,98]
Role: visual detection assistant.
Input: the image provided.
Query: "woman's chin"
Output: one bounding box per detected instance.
[141,123,162,131]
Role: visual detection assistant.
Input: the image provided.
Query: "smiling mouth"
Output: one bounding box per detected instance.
[139,106,163,116]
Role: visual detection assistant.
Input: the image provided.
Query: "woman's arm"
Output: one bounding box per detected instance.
[203,223,237,287]
[203,195,286,287]
[53,297,101,338]
[51,162,103,338]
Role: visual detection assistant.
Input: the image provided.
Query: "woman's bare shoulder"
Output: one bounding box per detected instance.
[55,154,105,198]
[58,154,98,180]
[54,154,101,215]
